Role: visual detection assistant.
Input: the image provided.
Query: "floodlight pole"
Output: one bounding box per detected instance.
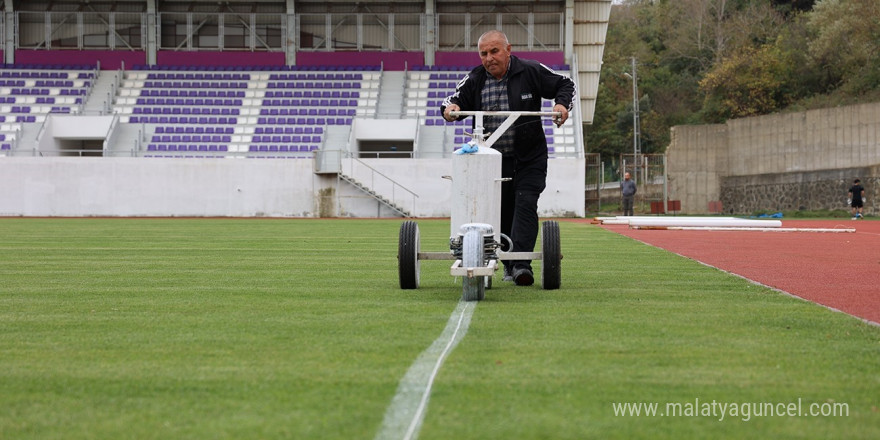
[628,57,640,182]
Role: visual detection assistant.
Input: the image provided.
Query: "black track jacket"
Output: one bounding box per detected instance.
[440,55,577,163]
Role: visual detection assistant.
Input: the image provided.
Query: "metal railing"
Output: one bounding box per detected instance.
[315,149,418,216]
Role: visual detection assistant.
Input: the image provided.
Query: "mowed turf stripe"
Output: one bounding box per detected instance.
[375,300,476,440]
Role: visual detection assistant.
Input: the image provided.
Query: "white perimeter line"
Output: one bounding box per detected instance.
[374,300,476,440]
[632,226,855,232]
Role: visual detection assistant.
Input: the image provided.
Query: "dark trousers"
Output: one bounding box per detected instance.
[623,195,634,216]
[500,155,547,272]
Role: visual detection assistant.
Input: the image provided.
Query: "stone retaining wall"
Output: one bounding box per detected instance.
[720,166,879,216]
[667,102,880,214]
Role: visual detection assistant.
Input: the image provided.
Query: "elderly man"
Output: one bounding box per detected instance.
[441,30,577,286]
[621,172,636,216]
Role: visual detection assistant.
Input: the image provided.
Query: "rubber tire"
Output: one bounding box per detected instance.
[461,229,486,301]
[541,220,561,290]
[398,220,420,289]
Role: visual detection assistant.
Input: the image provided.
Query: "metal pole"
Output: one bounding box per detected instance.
[631,57,640,180]
[663,154,669,215]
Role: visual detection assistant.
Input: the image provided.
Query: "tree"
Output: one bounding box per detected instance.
[699,43,793,119]
[587,0,877,160]
[807,0,880,94]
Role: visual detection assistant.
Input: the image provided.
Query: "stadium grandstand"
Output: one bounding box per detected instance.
[0,0,611,218]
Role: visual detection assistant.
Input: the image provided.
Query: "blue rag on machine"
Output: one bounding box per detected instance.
[454,142,479,155]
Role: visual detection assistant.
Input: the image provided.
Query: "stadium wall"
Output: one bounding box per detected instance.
[434,52,565,70]
[667,102,880,215]
[14,50,146,70]
[7,49,564,71]
[0,157,584,218]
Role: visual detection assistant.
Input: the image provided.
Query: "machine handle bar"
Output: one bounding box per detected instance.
[448,111,561,117]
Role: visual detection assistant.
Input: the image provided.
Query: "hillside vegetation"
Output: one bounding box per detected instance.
[587,0,880,163]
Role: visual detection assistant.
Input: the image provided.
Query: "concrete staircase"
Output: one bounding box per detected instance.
[322,124,352,151]
[416,125,450,158]
[338,172,411,217]
[376,71,406,119]
[82,70,120,115]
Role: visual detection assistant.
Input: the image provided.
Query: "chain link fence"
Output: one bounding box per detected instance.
[619,153,669,215]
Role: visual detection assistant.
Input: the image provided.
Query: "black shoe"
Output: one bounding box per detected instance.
[513,268,534,286]
[503,266,514,282]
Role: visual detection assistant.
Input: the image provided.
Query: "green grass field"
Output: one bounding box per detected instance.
[1,218,878,439]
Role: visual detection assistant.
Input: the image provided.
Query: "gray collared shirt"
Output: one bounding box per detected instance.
[480,72,515,156]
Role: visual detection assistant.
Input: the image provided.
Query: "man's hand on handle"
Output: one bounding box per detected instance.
[443,104,460,122]
[552,104,569,128]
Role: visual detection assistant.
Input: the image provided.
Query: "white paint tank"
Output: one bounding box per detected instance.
[449,146,503,242]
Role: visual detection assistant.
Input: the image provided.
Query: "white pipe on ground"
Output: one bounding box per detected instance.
[626,217,782,228]
[632,226,854,233]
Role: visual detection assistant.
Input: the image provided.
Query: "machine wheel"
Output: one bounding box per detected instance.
[461,229,486,301]
[398,220,420,289]
[541,220,561,290]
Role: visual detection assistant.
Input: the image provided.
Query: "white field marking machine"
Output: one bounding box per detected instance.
[397,110,563,301]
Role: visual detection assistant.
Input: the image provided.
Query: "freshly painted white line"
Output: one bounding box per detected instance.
[375,300,476,440]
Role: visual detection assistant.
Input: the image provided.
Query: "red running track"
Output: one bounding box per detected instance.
[590,219,880,325]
